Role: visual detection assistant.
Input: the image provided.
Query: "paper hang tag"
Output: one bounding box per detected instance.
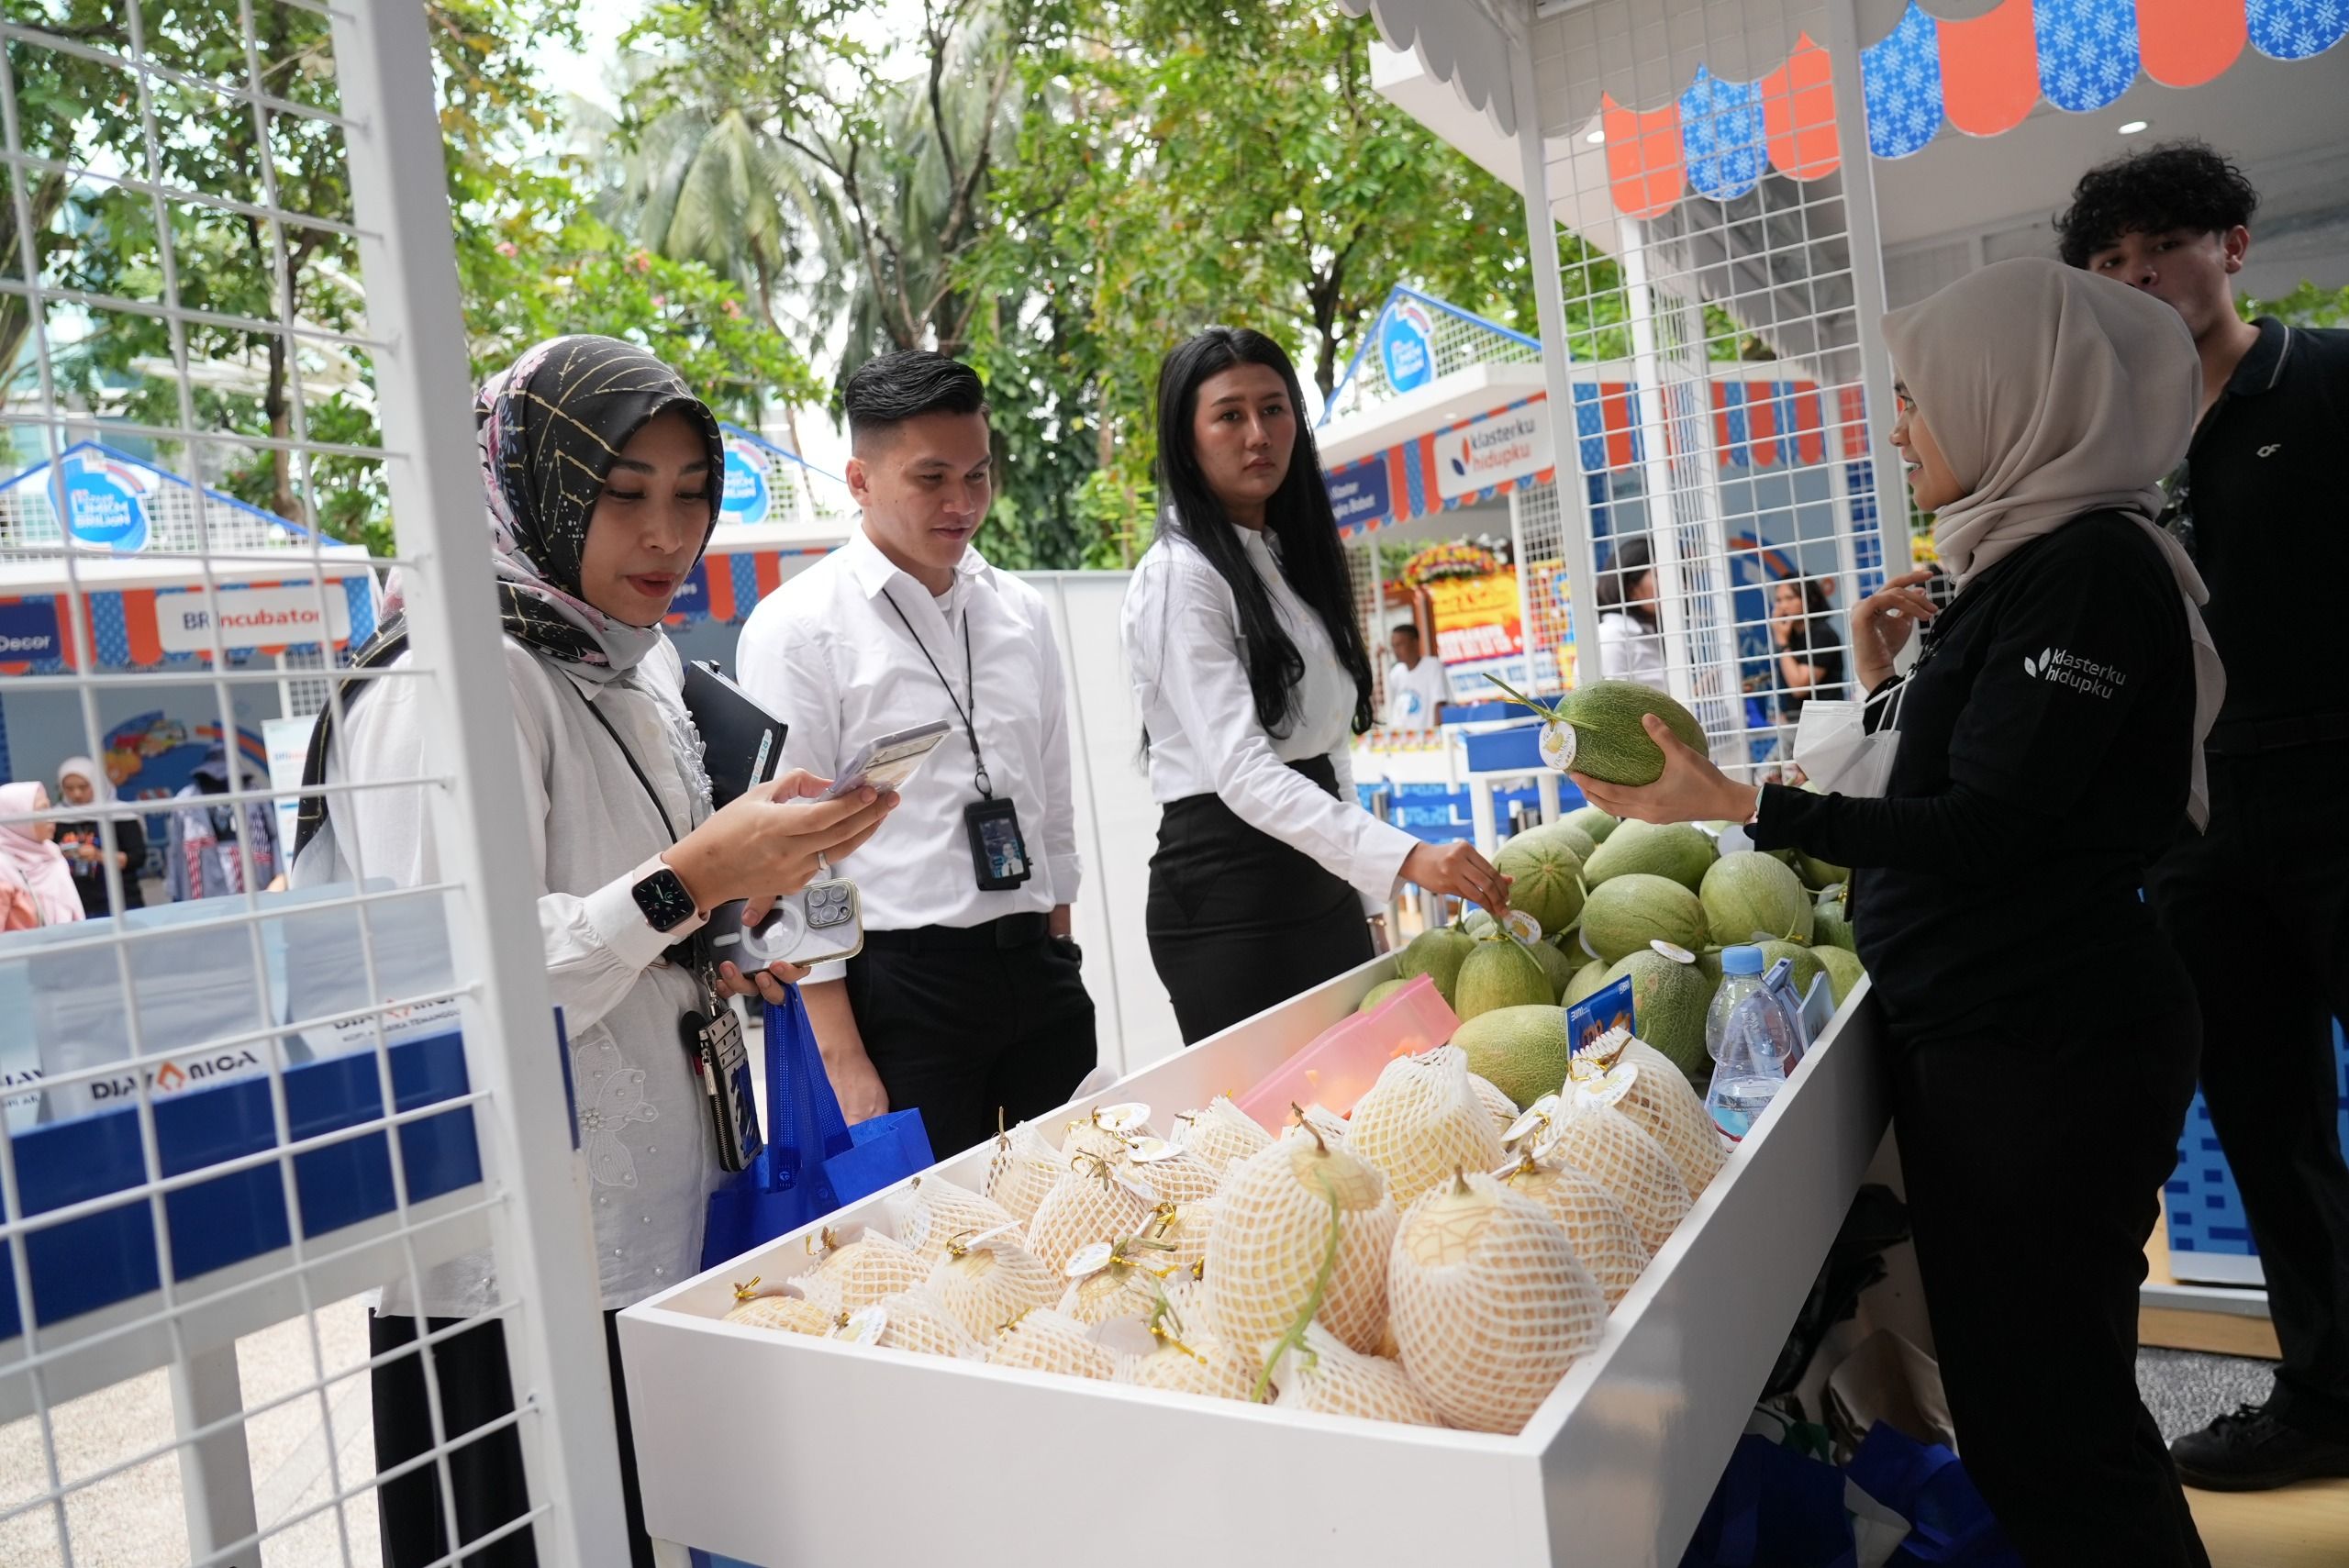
[1538,718,1578,772]
[1573,1062,1639,1111]
[1503,909,1544,945]
[1064,1240,1117,1280]
[1095,1102,1151,1134]
[951,1220,1019,1259]
[1113,1167,1162,1204]
[1650,940,1696,964]
[1504,1094,1565,1159]
[834,1306,888,1346]
[1574,1024,1637,1073]
[1126,1137,1182,1164]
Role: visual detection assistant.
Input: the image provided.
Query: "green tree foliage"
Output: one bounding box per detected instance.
[8,0,810,555]
[2242,279,2349,329]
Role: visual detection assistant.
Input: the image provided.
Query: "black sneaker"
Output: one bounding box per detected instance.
[2171,1401,2349,1492]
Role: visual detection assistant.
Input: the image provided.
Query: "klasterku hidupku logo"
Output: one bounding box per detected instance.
[2021,646,2124,698]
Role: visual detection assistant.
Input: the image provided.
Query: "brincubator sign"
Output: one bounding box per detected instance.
[1438,401,1551,503]
[154,583,354,655]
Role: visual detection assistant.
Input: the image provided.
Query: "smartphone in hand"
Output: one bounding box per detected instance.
[819,720,953,800]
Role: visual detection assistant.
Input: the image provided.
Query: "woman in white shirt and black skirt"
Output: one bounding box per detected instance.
[296,336,894,1567]
[1123,327,1508,1044]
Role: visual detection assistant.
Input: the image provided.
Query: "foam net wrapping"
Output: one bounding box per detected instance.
[1143,1198,1218,1277]
[1387,1173,1606,1434]
[1206,1134,1397,1359]
[723,1292,837,1335]
[1025,1162,1164,1273]
[1347,1047,1507,1209]
[1119,1331,1261,1403]
[1469,1073,1520,1133]
[1550,1105,1693,1253]
[799,1231,932,1314]
[1172,1095,1275,1173]
[1127,1148,1221,1205]
[1500,1157,1652,1308]
[1580,1034,1729,1195]
[988,1308,1119,1381]
[873,1288,985,1359]
[985,1119,1067,1223]
[928,1239,1064,1339]
[884,1175,1020,1262]
[1062,1106,1153,1162]
[1267,1323,1450,1429]
[1058,1264,1161,1330]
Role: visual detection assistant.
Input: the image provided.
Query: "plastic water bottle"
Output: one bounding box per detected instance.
[1705,945,1767,1062]
[1705,980,1803,1140]
[1761,957,1811,1070]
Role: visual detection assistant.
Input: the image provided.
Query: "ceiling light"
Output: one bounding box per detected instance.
[1586,128,1606,145]
[2118,120,2149,135]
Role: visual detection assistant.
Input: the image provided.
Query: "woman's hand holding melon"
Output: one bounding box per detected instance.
[1402,841,1511,914]
[1570,714,1756,828]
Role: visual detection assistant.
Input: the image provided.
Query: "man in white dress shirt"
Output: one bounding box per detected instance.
[1383,623,1452,729]
[737,351,1094,1156]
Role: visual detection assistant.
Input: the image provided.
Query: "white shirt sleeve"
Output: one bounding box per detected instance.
[328,649,693,1041]
[1143,557,1418,906]
[1599,613,1670,692]
[733,606,853,984]
[1036,604,1083,907]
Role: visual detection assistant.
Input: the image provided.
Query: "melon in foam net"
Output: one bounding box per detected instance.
[1171,1095,1275,1174]
[1547,1099,1694,1252]
[984,1118,1065,1224]
[988,1308,1119,1382]
[1206,1123,1398,1359]
[928,1235,1063,1340]
[1573,1030,1729,1195]
[1267,1322,1449,1428]
[883,1174,1019,1262]
[1499,1153,1651,1308]
[1346,1046,1507,1210]
[1025,1158,1165,1273]
[1387,1171,1607,1434]
[797,1229,930,1315]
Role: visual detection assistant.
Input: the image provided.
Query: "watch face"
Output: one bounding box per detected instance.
[632,866,698,932]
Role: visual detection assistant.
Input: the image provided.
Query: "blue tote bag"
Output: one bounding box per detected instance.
[700,985,933,1272]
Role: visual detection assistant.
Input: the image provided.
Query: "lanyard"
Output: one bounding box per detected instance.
[883,588,992,798]
[571,681,714,990]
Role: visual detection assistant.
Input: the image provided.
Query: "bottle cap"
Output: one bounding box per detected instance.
[1721,945,1765,976]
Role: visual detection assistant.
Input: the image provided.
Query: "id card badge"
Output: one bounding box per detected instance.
[963,795,1032,891]
[682,1003,764,1173]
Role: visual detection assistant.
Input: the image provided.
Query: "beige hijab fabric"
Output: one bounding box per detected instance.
[1881,257,2223,828]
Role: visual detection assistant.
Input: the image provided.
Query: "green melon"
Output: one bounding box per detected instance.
[1758,940,1825,999]
[1814,906,1856,953]
[1464,907,1497,937]
[1564,804,1620,844]
[1579,873,1709,966]
[1454,934,1556,1021]
[1397,924,1477,1007]
[1563,958,1609,1007]
[1699,851,1815,947]
[1541,681,1708,786]
[1601,944,1715,1086]
[1814,946,1865,1006]
[1553,821,1598,864]
[1584,818,1718,892]
[1524,935,1579,1003]
[1451,1006,1575,1112]
[1357,977,1409,1014]
[1495,825,1587,939]
[1698,945,1727,995]
[1796,851,1852,892]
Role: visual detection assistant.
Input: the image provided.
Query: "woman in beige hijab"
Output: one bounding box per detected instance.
[1574,259,2218,1566]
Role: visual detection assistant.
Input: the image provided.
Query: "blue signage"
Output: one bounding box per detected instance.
[1326,459,1392,532]
[721,443,770,525]
[61,455,150,553]
[667,562,707,617]
[1379,299,1436,395]
[0,599,60,662]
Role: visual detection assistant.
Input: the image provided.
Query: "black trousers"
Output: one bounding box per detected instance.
[369,1311,656,1568]
[2145,737,2349,1442]
[846,916,1097,1160]
[1146,760,1374,1046]
[1889,977,2209,1568]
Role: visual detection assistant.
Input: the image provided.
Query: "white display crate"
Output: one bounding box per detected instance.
[620,959,1890,1567]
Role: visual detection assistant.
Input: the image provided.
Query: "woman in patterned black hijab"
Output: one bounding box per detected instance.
[297,336,726,853]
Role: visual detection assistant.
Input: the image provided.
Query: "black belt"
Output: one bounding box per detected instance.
[2206,709,2349,756]
[861,911,1051,952]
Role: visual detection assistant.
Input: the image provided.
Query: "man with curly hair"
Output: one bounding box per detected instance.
[2059,139,2349,1494]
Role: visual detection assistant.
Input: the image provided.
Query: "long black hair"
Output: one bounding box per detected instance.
[1152,327,1375,736]
[1596,533,1658,631]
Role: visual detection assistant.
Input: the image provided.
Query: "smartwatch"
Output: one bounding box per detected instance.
[630,854,701,934]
